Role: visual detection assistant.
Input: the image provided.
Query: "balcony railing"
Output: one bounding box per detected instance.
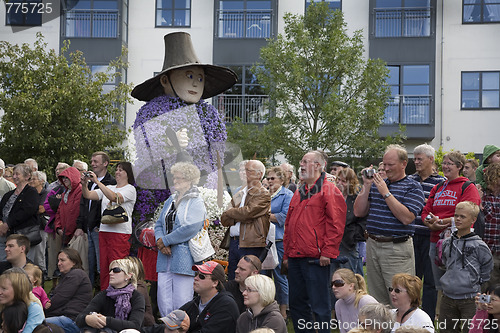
[63,9,119,38]
[383,95,432,125]
[374,7,431,37]
[216,9,272,38]
[215,95,270,123]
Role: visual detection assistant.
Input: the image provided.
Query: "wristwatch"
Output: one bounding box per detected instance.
[384,192,392,199]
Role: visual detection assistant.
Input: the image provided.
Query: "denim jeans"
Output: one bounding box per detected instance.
[262,240,289,305]
[429,241,445,290]
[45,316,80,333]
[227,237,264,280]
[288,257,331,333]
[88,228,100,285]
[413,233,437,319]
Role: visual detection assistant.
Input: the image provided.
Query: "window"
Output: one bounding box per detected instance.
[374,0,431,37]
[384,64,431,124]
[217,0,272,38]
[156,0,191,27]
[462,72,500,109]
[64,0,119,38]
[463,0,500,23]
[6,0,42,26]
[305,0,341,10]
[214,65,269,123]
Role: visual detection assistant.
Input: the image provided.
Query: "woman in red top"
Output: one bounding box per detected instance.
[421,151,480,293]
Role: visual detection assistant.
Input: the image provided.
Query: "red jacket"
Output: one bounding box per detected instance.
[421,176,481,243]
[55,167,83,243]
[283,173,347,260]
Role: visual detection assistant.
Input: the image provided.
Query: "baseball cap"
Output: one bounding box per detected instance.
[192,261,226,283]
[331,161,349,168]
[160,310,190,331]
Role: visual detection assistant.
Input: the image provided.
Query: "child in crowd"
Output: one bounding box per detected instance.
[482,163,500,288]
[439,201,494,333]
[24,263,50,309]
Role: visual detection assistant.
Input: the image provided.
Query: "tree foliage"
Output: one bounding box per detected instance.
[0,33,132,177]
[228,2,404,167]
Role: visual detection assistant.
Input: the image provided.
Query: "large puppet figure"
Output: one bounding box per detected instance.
[131,32,237,190]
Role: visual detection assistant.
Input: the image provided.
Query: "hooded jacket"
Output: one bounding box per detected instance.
[441,231,493,299]
[421,176,481,243]
[236,301,287,333]
[54,167,83,242]
[476,144,500,189]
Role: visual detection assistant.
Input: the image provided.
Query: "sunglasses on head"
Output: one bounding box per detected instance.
[195,272,209,280]
[109,267,123,274]
[331,279,345,288]
[388,287,406,293]
[242,255,259,271]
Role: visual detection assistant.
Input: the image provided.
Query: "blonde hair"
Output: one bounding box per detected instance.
[456,201,480,220]
[385,144,408,163]
[170,162,201,186]
[24,263,42,287]
[110,259,137,288]
[245,274,276,307]
[125,256,145,282]
[0,268,32,311]
[334,268,368,307]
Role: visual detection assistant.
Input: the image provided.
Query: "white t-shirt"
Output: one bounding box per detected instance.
[96,184,137,234]
[392,308,435,333]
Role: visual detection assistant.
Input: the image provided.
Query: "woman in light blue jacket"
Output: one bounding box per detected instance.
[265,166,293,320]
[155,162,206,317]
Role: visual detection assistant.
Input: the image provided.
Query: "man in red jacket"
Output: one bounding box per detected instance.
[283,150,347,333]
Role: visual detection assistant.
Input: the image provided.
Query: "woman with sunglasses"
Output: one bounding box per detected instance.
[236,274,287,333]
[76,259,145,332]
[264,166,293,320]
[390,273,434,332]
[44,248,92,333]
[331,268,378,333]
[155,162,206,317]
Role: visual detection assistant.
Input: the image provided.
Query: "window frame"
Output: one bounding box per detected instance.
[5,0,43,26]
[373,0,432,38]
[462,0,500,24]
[155,0,192,28]
[461,71,500,110]
[305,0,342,11]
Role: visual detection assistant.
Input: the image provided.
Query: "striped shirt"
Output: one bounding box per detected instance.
[366,176,425,237]
[408,173,446,235]
[483,193,500,254]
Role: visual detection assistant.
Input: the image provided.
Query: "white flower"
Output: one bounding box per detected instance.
[197,187,231,222]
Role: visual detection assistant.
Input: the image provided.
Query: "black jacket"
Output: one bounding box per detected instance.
[341,194,366,251]
[76,172,116,231]
[180,291,239,333]
[75,288,145,331]
[223,280,246,314]
[0,185,39,231]
[45,268,92,320]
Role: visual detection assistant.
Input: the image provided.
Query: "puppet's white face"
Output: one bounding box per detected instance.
[161,66,205,104]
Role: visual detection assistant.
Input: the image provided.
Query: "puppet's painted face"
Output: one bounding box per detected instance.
[161,66,205,104]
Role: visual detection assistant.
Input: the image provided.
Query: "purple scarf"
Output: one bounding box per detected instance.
[106,283,135,320]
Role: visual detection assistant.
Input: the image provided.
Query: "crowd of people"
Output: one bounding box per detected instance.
[0,142,498,333]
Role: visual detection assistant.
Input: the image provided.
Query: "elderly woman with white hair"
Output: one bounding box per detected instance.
[236,274,287,333]
[155,162,207,317]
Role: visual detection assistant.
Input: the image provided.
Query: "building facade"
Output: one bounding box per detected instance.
[0,0,499,157]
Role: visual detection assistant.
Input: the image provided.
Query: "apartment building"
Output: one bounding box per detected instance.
[1,0,498,156]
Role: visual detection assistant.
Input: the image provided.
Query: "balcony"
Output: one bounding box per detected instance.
[216,9,273,38]
[383,95,432,125]
[373,7,431,37]
[214,95,270,124]
[63,9,119,38]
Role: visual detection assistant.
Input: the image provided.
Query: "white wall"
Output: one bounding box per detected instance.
[439,0,500,154]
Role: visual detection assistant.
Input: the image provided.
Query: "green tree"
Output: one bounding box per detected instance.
[0,33,132,178]
[228,2,404,167]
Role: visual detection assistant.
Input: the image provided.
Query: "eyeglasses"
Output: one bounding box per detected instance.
[109,267,123,274]
[242,255,259,271]
[266,177,277,181]
[331,279,345,288]
[195,272,209,280]
[388,287,407,293]
[244,287,258,293]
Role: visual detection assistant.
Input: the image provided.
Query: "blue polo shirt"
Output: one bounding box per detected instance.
[366,176,425,237]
